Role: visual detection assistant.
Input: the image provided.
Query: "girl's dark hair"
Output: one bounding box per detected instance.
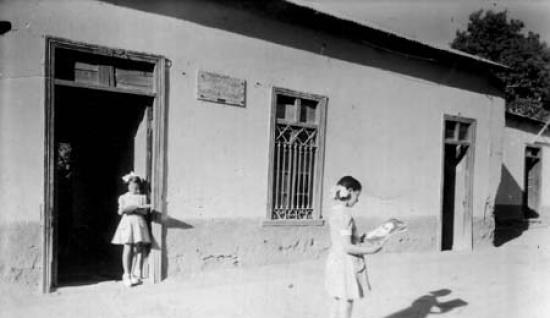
[335,176,362,201]
[126,176,144,186]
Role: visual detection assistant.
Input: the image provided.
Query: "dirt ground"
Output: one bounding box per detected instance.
[2,226,549,318]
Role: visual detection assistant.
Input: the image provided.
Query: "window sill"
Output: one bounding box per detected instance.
[261,219,325,227]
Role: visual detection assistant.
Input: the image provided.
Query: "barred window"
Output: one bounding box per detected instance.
[267,88,327,222]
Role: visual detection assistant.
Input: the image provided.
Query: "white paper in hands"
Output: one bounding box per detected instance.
[124,204,150,215]
[365,218,407,243]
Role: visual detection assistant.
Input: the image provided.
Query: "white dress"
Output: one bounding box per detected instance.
[324,205,370,299]
[111,192,151,244]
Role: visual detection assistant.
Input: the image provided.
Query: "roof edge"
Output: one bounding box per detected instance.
[283,0,509,71]
[506,110,549,126]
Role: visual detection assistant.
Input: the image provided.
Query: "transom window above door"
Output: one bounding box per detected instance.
[54,48,155,94]
[445,120,472,144]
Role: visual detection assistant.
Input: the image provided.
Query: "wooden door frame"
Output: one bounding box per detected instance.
[438,115,476,251]
[523,143,542,215]
[43,37,169,292]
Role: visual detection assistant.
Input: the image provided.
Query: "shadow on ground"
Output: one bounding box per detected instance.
[383,289,468,318]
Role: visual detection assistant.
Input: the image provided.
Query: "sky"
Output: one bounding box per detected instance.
[306,0,550,48]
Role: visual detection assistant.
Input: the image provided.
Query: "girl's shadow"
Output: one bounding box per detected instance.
[384,289,468,318]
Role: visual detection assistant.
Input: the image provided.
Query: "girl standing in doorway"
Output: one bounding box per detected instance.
[325,176,386,318]
[112,172,151,287]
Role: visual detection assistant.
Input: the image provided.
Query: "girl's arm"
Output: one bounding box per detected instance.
[117,197,126,215]
[337,217,385,256]
[133,205,150,216]
[133,199,151,216]
[121,205,139,214]
[343,238,383,256]
[118,196,140,214]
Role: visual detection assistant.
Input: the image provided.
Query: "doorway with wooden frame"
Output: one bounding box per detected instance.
[441,116,475,251]
[44,37,168,292]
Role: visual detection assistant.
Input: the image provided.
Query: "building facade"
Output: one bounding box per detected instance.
[496,111,550,225]
[0,0,505,291]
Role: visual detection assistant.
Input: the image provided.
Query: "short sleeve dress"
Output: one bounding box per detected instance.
[111,192,151,245]
[324,204,371,300]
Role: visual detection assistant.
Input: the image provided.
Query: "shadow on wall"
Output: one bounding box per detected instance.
[150,212,194,280]
[494,164,530,247]
[383,289,468,318]
[98,0,502,97]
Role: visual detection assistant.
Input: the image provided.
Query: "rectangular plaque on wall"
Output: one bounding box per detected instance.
[197,71,246,107]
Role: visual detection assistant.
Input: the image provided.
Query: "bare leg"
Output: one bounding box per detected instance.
[122,244,133,276]
[134,244,143,278]
[330,297,340,318]
[339,299,353,318]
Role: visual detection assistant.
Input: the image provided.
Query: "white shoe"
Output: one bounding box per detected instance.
[130,275,142,285]
[122,274,133,287]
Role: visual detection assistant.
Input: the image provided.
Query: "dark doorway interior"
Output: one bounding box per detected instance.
[54,85,152,285]
[441,144,462,250]
[441,118,473,251]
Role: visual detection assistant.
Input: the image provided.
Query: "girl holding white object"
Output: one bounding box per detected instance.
[325,176,386,318]
[111,172,151,287]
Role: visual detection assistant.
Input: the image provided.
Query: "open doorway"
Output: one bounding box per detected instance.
[44,38,168,291]
[441,117,475,251]
[54,87,153,284]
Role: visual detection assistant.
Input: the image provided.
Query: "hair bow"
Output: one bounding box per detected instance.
[330,184,350,199]
[122,171,141,183]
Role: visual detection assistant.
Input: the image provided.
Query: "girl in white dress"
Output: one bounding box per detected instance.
[325,176,385,318]
[111,172,151,287]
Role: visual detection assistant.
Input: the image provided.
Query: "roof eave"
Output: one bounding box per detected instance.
[283,0,509,72]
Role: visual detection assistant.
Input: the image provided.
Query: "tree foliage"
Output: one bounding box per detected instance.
[451,10,550,115]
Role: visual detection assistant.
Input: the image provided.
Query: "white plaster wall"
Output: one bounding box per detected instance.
[0,32,45,223]
[540,146,550,212]
[0,0,505,227]
[500,118,550,213]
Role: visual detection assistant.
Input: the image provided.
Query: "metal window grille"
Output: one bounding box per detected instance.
[270,91,325,220]
[272,124,317,219]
